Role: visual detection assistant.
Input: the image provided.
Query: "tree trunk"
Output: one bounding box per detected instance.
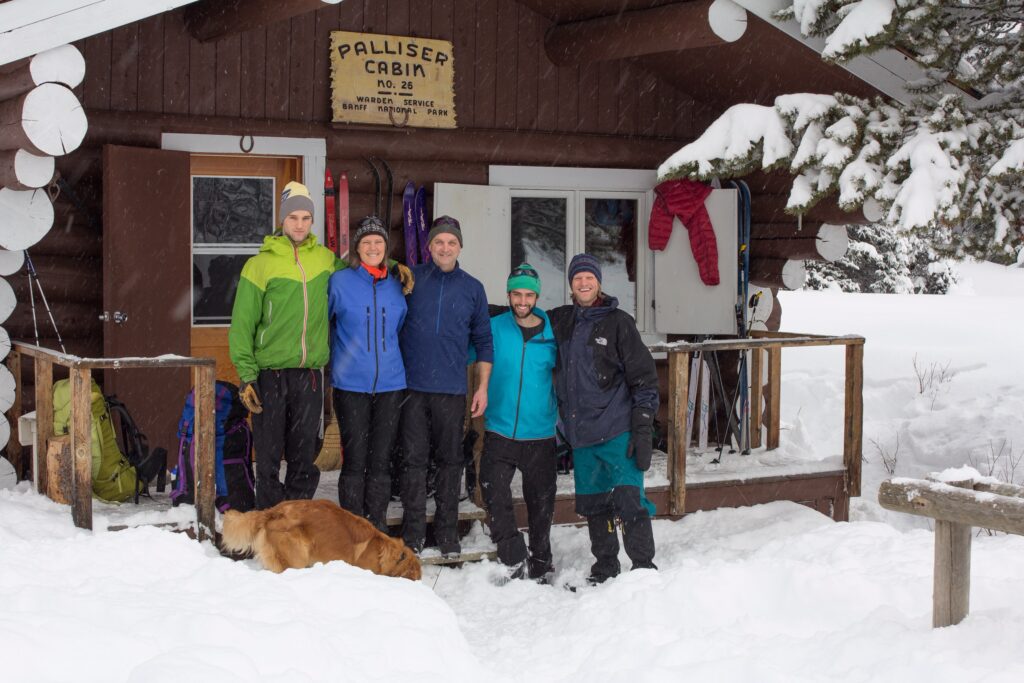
[0,44,86,101]
[749,257,805,290]
[752,224,849,262]
[0,83,87,156]
[0,187,53,250]
[0,149,55,189]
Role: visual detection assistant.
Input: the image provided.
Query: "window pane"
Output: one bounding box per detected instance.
[192,176,275,244]
[511,197,567,310]
[193,254,250,325]
[584,198,637,318]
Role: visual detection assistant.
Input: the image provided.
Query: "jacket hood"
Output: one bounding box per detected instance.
[259,232,320,257]
[575,294,619,320]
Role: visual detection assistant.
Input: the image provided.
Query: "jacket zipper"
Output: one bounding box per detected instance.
[294,244,309,367]
[435,274,445,334]
[382,307,387,352]
[511,335,528,439]
[371,279,380,394]
[365,306,371,351]
[260,301,273,346]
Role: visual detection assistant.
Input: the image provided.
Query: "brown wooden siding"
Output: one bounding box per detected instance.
[74,2,698,139]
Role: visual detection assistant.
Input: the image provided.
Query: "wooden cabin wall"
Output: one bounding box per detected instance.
[73,2,701,137]
[6,1,704,412]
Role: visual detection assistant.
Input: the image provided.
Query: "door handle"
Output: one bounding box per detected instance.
[99,311,128,324]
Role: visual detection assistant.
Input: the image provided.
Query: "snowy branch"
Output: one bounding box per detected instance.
[660,0,1024,261]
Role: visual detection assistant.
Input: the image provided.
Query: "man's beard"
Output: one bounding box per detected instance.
[513,303,535,319]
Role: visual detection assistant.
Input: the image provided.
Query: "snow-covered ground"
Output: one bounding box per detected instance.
[2,260,1023,682]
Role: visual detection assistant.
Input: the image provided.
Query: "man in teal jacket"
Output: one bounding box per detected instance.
[479,264,559,582]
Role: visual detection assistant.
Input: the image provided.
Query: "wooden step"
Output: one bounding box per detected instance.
[384,498,487,527]
[419,549,497,566]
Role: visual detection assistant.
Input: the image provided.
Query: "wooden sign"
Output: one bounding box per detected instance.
[330,31,456,129]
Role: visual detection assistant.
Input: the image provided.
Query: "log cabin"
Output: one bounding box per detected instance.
[1,0,915,527]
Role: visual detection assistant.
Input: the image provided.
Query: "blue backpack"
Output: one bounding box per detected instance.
[170,381,255,512]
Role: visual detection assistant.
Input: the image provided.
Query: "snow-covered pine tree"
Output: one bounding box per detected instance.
[658,1,1024,264]
[805,223,956,293]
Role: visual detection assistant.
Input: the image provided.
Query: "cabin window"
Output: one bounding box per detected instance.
[191,175,276,325]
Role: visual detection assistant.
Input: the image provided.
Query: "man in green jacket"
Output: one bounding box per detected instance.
[229,181,337,509]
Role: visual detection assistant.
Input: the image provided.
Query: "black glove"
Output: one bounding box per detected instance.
[627,409,653,471]
[240,381,263,414]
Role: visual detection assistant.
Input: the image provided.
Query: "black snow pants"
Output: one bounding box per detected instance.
[400,390,466,551]
[334,389,404,531]
[479,431,557,578]
[585,486,657,582]
[253,368,323,510]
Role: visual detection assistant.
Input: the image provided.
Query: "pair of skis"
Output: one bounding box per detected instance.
[324,167,350,259]
[402,181,429,266]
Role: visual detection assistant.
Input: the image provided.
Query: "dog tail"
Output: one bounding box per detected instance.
[221,509,263,555]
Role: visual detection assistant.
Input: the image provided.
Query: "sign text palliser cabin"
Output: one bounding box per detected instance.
[330,31,457,129]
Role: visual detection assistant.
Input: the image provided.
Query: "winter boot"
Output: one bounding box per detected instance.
[586,515,621,584]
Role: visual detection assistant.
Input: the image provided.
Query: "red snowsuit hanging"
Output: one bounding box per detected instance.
[648,179,720,286]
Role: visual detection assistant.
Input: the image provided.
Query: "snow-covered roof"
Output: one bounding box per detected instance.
[0,0,200,65]
[732,0,981,107]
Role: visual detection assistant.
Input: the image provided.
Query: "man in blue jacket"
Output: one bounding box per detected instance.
[549,253,659,584]
[400,216,493,556]
[480,264,558,581]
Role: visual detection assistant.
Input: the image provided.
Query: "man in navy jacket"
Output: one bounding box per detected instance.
[399,216,493,556]
[549,253,659,584]
[480,264,558,581]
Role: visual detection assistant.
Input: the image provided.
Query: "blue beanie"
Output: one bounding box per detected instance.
[568,253,602,283]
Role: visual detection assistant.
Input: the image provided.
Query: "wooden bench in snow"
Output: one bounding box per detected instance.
[878,474,1024,628]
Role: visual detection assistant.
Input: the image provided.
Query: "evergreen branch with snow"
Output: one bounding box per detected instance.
[659,0,1023,262]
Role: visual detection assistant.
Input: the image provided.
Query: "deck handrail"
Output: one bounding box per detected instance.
[653,332,864,516]
[6,341,218,540]
[878,476,1024,627]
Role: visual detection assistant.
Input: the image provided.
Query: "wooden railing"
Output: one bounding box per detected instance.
[650,331,865,516]
[6,342,218,540]
[879,475,1024,627]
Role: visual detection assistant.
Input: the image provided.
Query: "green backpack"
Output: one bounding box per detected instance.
[52,378,138,503]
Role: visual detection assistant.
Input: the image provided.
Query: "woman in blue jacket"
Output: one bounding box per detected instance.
[328,216,407,531]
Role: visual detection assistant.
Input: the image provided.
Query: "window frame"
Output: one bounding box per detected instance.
[490,166,657,333]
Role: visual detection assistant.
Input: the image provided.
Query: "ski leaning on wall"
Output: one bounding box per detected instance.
[402,181,418,265]
[337,171,350,259]
[414,185,430,264]
[324,168,338,256]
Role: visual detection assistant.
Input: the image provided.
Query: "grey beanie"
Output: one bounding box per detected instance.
[427,215,463,247]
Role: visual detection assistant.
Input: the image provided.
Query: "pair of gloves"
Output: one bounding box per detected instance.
[627,409,654,472]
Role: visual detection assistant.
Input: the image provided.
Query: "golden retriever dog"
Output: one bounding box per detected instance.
[221,499,421,581]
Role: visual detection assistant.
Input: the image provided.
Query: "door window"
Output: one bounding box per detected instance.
[583,196,638,319]
[511,194,570,311]
[190,155,300,326]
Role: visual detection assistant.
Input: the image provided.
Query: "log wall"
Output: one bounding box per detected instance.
[73,2,701,138]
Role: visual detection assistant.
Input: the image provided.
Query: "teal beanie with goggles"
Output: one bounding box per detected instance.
[507,263,541,294]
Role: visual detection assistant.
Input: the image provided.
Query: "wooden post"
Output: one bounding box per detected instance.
[69,367,92,530]
[33,357,53,493]
[844,343,864,497]
[766,346,781,450]
[750,348,763,449]
[934,479,972,628]
[667,351,690,516]
[193,365,216,541]
[5,350,23,479]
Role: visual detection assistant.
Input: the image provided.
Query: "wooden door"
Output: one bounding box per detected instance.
[102,145,191,456]
[188,154,300,385]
